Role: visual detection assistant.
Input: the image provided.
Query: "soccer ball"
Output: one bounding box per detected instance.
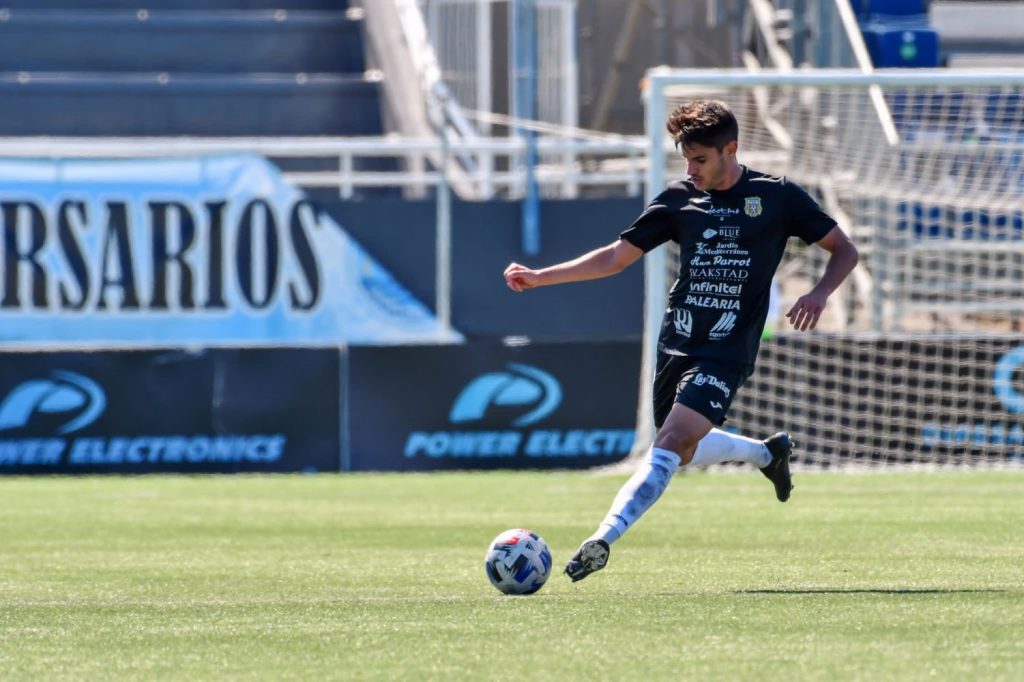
[484,528,552,595]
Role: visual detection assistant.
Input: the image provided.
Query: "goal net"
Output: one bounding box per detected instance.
[638,69,1024,467]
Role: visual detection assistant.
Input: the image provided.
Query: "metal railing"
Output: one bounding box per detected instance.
[0,135,647,199]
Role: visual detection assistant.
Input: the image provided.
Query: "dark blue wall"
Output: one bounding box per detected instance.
[0,1,373,136]
[322,197,647,341]
[0,74,381,136]
[1,1,348,8]
[1,11,365,74]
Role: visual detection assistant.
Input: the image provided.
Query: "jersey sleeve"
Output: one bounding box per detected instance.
[784,179,838,244]
[619,193,675,253]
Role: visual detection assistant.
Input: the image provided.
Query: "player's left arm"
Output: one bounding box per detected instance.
[786,225,860,331]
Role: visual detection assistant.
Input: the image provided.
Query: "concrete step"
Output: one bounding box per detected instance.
[0,0,348,9]
[0,10,366,74]
[0,72,384,136]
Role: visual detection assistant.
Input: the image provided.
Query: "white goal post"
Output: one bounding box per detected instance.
[637,68,1024,467]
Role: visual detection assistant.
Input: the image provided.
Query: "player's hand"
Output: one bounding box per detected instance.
[504,262,541,292]
[786,290,828,331]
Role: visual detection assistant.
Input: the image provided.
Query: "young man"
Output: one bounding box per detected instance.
[503,100,859,582]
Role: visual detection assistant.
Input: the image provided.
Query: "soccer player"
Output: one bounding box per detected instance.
[503,100,859,582]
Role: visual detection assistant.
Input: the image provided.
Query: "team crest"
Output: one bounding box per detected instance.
[744,196,763,217]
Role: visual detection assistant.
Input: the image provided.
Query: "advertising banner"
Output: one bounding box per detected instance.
[0,155,459,346]
[347,342,641,471]
[731,336,1024,464]
[0,348,340,473]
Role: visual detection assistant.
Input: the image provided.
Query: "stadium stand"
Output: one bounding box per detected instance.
[852,0,942,67]
[0,0,383,136]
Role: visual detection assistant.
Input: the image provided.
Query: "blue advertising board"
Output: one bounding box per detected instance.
[0,155,460,346]
[346,342,641,471]
[0,348,340,473]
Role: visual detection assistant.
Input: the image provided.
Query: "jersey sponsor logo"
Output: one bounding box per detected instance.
[672,309,693,338]
[744,196,763,217]
[708,311,738,339]
[695,245,750,259]
[693,373,732,397]
[689,281,742,296]
[688,267,749,280]
[712,255,752,267]
[684,294,740,311]
[707,207,740,217]
[702,226,740,241]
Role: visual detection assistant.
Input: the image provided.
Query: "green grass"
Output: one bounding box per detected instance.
[0,471,1022,681]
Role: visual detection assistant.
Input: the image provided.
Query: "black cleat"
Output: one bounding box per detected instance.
[760,432,795,502]
[563,539,610,582]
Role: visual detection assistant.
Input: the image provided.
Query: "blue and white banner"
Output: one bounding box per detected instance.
[0,348,341,474]
[0,155,460,345]
[347,342,641,471]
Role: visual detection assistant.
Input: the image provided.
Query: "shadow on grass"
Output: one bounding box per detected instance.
[737,589,1006,595]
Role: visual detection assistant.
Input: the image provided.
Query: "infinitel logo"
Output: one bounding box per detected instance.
[403,362,634,460]
[0,371,105,434]
[449,363,561,427]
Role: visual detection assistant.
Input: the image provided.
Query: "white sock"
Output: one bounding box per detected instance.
[588,446,681,546]
[686,428,771,468]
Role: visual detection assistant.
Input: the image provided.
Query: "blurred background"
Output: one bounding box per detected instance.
[0,0,1021,474]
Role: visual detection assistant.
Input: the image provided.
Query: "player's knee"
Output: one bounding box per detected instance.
[653,430,700,463]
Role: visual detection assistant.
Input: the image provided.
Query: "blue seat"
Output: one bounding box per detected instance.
[983,90,1024,131]
[861,23,940,67]
[852,0,927,19]
[887,89,972,140]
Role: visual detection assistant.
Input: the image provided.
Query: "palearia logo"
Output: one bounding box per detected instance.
[450,364,562,427]
[0,371,105,434]
[994,345,1024,414]
[673,309,693,338]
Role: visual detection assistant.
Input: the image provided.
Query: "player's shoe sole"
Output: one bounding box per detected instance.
[760,432,795,502]
[563,539,610,582]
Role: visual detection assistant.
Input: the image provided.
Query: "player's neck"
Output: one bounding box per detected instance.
[710,162,744,192]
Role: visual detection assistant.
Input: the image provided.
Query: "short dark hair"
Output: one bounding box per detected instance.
[666,100,739,151]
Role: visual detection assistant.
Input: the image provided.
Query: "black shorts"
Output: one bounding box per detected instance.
[652,353,754,428]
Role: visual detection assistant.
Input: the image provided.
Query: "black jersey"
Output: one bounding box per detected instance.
[620,166,836,367]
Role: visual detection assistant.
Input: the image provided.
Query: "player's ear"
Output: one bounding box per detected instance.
[723,140,738,157]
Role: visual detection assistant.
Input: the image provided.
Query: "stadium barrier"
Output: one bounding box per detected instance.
[345,342,642,471]
[729,336,1024,466]
[0,348,341,474]
[2,336,1019,473]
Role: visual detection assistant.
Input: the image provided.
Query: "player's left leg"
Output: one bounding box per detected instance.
[686,428,771,468]
[684,428,794,501]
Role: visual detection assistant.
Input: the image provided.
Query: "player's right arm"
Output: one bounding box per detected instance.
[503,238,644,292]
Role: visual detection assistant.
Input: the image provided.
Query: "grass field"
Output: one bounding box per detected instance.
[1,470,1022,681]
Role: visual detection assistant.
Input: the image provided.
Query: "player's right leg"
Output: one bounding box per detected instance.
[565,401,711,582]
